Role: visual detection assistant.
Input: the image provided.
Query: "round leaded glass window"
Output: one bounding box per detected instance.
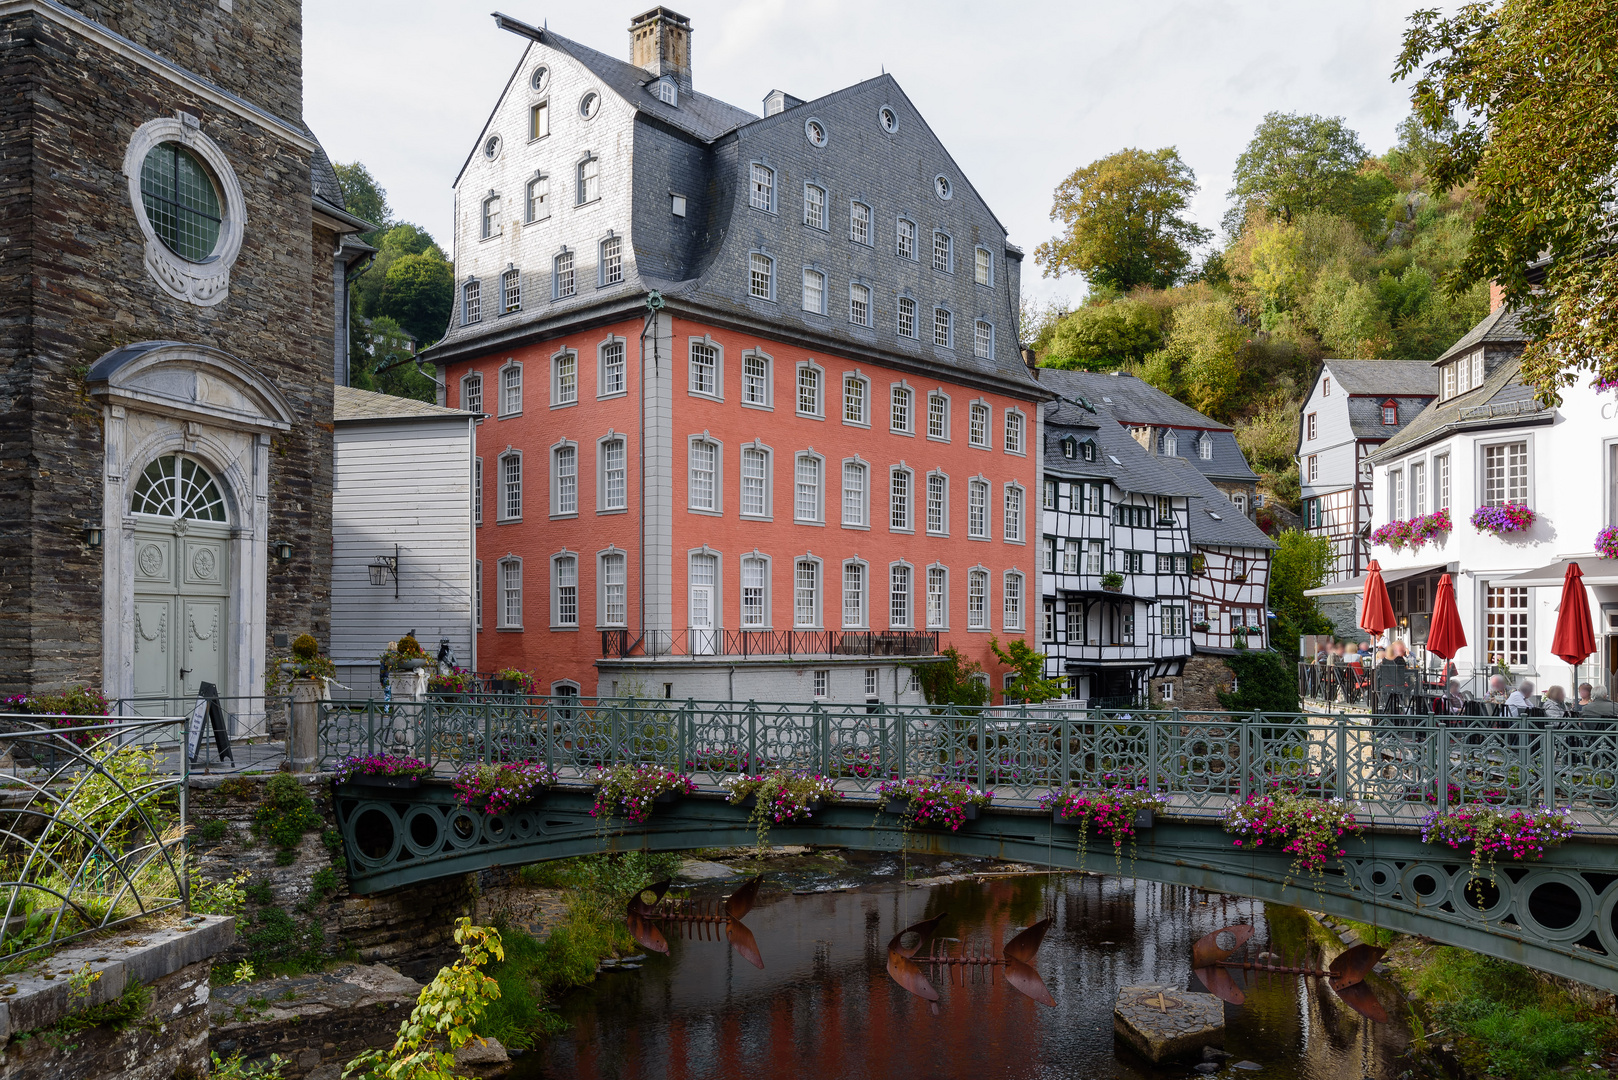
[935,175,953,200]
[805,117,827,147]
[131,455,227,521]
[580,91,600,119]
[138,143,222,262]
[879,106,898,133]
[531,65,550,92]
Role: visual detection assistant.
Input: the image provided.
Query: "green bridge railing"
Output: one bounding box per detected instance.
[317,697,1618,830]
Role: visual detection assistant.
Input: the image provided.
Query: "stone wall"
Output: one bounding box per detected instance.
[1150,653,1237,710]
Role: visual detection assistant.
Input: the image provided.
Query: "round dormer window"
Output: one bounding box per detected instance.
[483,134,502,160]
[580,91,600,120]
[139,142,222,262]
[804,117,827,147]
[531,65,550,92]
[879,106,898,133]
[935,175,953,200]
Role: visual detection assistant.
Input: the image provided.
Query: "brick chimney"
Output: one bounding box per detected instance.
[630,7,692,92]
[1489,280,1505,313]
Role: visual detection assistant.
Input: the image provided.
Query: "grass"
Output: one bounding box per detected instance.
[1338,918,1398,947]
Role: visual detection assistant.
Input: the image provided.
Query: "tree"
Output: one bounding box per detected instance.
[353,223,443,322]
[1269,529,1333,628]
[1040,299,1164,371]
[1148,298,1248,420]
[377,251,454,347]
[350,315,437,404]
[1035,148,1211,292]
[333,161,392,247]
[1225,113,1370,232]
[917,647,990,713]
[988,637,1068,704]
[1217,649,1300,713]
[1395,2,1618,398]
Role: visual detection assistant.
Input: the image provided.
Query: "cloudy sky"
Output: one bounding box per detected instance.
[305,0,1440,308]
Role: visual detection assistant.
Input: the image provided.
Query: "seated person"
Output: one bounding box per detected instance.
[1487,674,1510,704]
[1503,679,1537,716]
[1542,685,1569,720]
[1582,686,1618,722]
[1442,677,1466,714]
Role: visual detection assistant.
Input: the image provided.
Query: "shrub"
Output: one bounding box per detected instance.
[199,819,228,844]
[291,634,320,661]
[253,775,322,865]
[241,906,325,974]
[308,867,340,903]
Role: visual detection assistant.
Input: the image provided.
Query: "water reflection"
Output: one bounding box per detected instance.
[518,855,1409,1080]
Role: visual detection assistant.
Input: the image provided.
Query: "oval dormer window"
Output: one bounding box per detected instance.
[935,175,953,200]
[804,117,827,147]
[879,106,898,133]
[483,134,502,160]
[579,91,600,120]
[531,65,550,92]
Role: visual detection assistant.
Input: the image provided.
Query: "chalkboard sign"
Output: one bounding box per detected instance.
[187,681,234,765]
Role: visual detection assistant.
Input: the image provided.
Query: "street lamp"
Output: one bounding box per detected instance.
[369,545,400,599]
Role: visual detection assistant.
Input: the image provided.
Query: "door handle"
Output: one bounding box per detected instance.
[179,668,192,681]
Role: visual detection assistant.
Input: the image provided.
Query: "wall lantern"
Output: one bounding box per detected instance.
[369,545,400,599]
[83,523,103,548]
[273,540,294,564]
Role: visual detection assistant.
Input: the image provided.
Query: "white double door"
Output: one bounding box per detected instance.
[131,519,230,705]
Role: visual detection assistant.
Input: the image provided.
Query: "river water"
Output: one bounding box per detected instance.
[516,853,1412,1080]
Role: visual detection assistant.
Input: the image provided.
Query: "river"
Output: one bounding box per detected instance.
[514,852,1412,1079]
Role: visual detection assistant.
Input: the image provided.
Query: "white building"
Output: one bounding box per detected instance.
[1313,305,1618,693]
[331,387,479,692]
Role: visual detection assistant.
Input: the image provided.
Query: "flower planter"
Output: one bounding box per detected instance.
[739,793,824,818]
[653,789,682,806]
[351,773,422,790]
[1054,806,1153,829]
[400,658,430,671]
[1101,584,1123,593]
[892,799,979,825]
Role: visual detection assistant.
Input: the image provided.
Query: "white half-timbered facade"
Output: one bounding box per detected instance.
[1161,458,1277,653]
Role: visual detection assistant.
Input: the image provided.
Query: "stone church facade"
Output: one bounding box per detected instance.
[0,1,368,704]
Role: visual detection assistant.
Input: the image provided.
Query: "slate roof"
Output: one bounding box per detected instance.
[1371,354,1552,461]
[1431,305,1527,366]
[334,386,476,423]
[310,142,345,208]
[1044,399,1200,497]
[1161,458,1276,550]
[1322,359,1440,397]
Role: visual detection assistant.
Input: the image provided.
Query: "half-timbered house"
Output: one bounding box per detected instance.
[1162,458,1276,657]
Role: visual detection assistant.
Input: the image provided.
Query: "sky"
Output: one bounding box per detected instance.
[305,0,1442,310]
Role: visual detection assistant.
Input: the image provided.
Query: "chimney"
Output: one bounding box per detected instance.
[630,7,693,92]
[1489,280,1505,313]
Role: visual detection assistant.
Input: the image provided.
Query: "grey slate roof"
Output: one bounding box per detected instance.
[1044,400,1200,497]
[1372,354,1552,460]
[310,142,345,209]
[1161,458,1277,550]
[1431,305,1527,366]
[1323,359,1440,397]
[334,386,476,423]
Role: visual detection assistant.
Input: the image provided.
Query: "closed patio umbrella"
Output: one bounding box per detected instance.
[1427,573,1467,661]
[1551,561,1597,690]
[1359,560,1396,639]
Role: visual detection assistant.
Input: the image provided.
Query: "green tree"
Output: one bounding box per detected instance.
[1395,1,1618,398]
[1225,112,1370,232]
[917,647,990,713]
[1036,147,1211,291]
[333,161,392,247]
[1040,299,1165,371]
[350,316,437,404]
[1217,649,1300,713]
[353,223,443,323]
[377,252,454,347]
[988,637,1067,704]
[1269,529,1333,627]
[1148,298,1248,420]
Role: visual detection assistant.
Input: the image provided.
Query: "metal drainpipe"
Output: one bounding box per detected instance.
[638,294,663,643]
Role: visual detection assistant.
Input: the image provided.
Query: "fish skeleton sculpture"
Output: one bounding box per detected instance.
[886,913,1056,1014]
[627,876,765,969]
[1192,924,1388,1023]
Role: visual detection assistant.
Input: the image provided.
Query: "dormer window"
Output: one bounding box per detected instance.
[1061,437,1077,460]
[1197,433,1213,460]
[1159,430,1177,457]
[1381,400,1398,426]
[656,77,678,107]
[1080,439,1097,463]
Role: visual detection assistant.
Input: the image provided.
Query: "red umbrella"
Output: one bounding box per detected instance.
[1427,573,1467,660]
[1551,561,1597,666]
[1359,560,1396,638]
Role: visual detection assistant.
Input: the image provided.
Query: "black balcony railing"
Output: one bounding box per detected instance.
[600,628,941,660]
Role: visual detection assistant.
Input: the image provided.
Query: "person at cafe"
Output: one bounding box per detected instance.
[1542,685,1570,720]
[1441,677,1467,714]
[1577,683,1594,713]
[1487,674,1510,704]
[1503,679,1537,716]
[1583,686,1618,722]
[1388,642,1409,667]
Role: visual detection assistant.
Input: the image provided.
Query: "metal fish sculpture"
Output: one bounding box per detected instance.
[627,876,765,969]
[886,913,1056,1014]
[1191,924,1388,1023]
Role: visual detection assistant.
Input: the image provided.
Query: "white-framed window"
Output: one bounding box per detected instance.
[1410,461,1426,516]
[1323,375,1331,397]
[554,249,576,298]
[794,557,821,627]
[525,174,549,222]
[1306,412,1317,441]
[552,553,578,627]
[1443,363,1457,400]
[552,443,577,516]
[1043,601,1056,642]
[1486,585,1529,665]
[967,568,988,629]
[1198,434,1213,460]
[657,76,678,106]
[1087,540,1103,574]
[1043,479,1057,509]
[689,339,719,397]
[843,373,868,424]
[1482,440,1529,506]
[463,279,482,324]
[865,668,880,698]
[671,193,686,217]
[973,319,993,358]
[1156,495,1174,522]
[1004,484,1024,542]
[1060,539,1079,574]
[842,559,867,627]
[804,183,826,229]
[932,230,952,272]
[1383,401,1399,426]
[850,282,871,326]
[1002,571,1024,630]
[501,267,521,314]
[926,566,947,629]
[975,246,993,286]
[599,437,627,512]
[889,563,912,629]
[802,267,826,314]
[897,296,917,338]
[600,551,627,627]
[795,453,823,522]
[934,307,952,348]
[890,384,913,433]
[742,351,771,407]
[890,466,912,531]
[1435,453,1450,510]
[576,155,599,205]
[1157,553,1172,573]
[841,459,868,527]
[473,456,483,525]
[741,443,771,518]
[688,437,719,512]
[552,351,577,406]
[741,554,769,628]
[969,401,989,447]
[499,451,522,521]
[926,392,949,440]
[968,479,988,538]
[530,99,550,140]
[750,252,774,300]
[897,217,916,260]
[480,193,501,240]
[797,363,823,417]
[1159,429,1178,457]
[813,669,828,698]
[462,372,483,414]
[927,472,947,535]
[600,235,623,286]
[850,201,870,244]
[475,560,483,628]
[1004,410,1024,454]
[1307,454,1318,483]
[498,557,522,629]
[599,338,626,397]
[750,163,775,211]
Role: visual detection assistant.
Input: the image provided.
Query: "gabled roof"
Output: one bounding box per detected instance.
[1431,304,1527,366]
[1161,459,1276,550]
[1321,359,1440,397]
[1039,368,1232,430]
[1045,400,1200,497]
[1372,354,1552,461]
[334,386,475,423]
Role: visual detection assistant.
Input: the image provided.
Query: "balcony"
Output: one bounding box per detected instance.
[601,628,941,661]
